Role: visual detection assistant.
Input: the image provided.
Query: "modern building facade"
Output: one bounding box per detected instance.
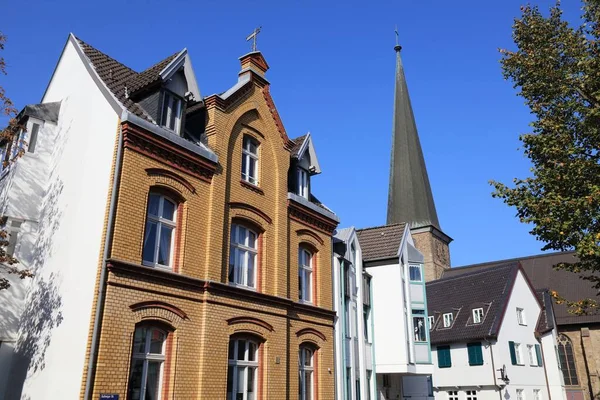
[427,263,566,400]
[446,252,600,400]
[1,33,340,399]
[356,222,433,400]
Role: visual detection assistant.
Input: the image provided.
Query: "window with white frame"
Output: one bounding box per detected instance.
[299,248,313,302]
[227,337,259,400]
[297,167,309,198]
[515,342,523,365]
[428,316,435,330]
[443,313,453,328]
[528,344,537,366]
[160,91,183,134]
[447,391,459,400]
[413,310,427,342]
[473,308,484,324]
[299,346,315,400]
[533,389,542,400]
[517,307,526,325]
[27,123,40,153]
[409,264,422,282]
[242,136,259,185]
[229,224,258,288]
[142,193,177,268]
[517,389,525,400]
[3,218,22,257]
[466,390,478,400]
[127,325,167,400]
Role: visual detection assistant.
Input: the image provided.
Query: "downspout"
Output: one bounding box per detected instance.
[485,336,502,400]
[83,121,124,399]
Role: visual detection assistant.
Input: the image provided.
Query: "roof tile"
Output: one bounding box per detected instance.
[356,223,406,261]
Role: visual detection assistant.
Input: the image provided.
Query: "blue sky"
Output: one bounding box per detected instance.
[1,0,584,266]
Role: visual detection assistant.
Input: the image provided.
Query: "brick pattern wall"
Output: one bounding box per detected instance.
[411,230,450,282]
[87,72,337,399]
[559,326,600,400]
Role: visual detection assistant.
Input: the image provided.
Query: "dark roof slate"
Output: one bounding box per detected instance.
[21,102,61,123]
[356,223,406,262]
[426,262,519,345]
[445,252,600,326]
[75,37,180,122]
[290,134,307,157]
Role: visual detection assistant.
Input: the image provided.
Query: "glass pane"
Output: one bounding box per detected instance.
[158,225,173,265]
[247,366,255,395]
[227,365,234,393]
[238,227,246,245]
[149,329,165,354]
[128,359,145,400]
[162,199,176,221]
[249,158,256,182]
[247,253,255,287]
[236,366,245,393]
[133,326,148,353]
[414,317,426,341]
[304,348,312,366]
[237,340,246,361]
[229,247,236,283]
[146,361,162,400]
[143,221,158,263]
[299,268,303,300]
[241,154,248,179]
[248,231,256,249]
[148,194,160,216]
[248,342,256,362]
[229,340,235,360]
[243,137,250,151]
[249,140,257,155]
[161,94,170,126]
[304,370,312,400]
[304,270,311,301]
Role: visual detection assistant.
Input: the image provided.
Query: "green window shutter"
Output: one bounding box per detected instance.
[468,342,483,366]
[437,346,451,368]
[535,344,543,366]
[509,341,517,365]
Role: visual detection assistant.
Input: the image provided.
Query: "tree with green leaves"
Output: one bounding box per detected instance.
[492,0,600,314]
[0,31,32,290]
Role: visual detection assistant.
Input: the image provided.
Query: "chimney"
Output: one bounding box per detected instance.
[239,51,270,78]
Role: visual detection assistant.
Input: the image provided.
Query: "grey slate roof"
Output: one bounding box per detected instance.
[426,262,520,345]
[291,134,307,157]
[75,36,180,122]
[20,102,61,122]
[386,46,439,229]
[535,290,555,334]
[356,222,406,262]
[445,252,600,326]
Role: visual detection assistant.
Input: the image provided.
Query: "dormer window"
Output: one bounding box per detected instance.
[472,308,484,324]
[242,136,259,185]
[297,167,309,198]
[443,313,453,328]
[160,91,183,134]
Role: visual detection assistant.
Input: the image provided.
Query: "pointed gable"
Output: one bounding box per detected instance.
[356,222,407,262]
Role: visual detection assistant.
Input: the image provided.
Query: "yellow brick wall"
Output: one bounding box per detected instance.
[88,76,337,399]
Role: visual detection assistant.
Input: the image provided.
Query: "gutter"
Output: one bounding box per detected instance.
[83,122,124,399]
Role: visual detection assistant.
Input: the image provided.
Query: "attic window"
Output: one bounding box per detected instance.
[472,308,484,324]
[160,91,183,134]
[443,313,453,328]
[297,167,309,198]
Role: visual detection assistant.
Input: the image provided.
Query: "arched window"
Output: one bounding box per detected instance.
[242,136,259,186]
[227,337,259,400]
[142,193,177,268]
[127,325,168,400]
[299,248,313,302]
[299,345,315,400]
[229,224,258,288]
[557,334,579,385]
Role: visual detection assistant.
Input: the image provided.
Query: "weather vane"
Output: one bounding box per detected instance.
[246,27,262,52]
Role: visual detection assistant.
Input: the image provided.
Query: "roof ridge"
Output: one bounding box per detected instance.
[356,221,406,232]
[139,50,182,74]
[429,262,519,286]
[454,250,576,271]
[75,35,138,74]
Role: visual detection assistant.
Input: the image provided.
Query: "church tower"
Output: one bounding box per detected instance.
[386,42,452,281]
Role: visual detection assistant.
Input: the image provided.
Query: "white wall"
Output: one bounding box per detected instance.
[5,37,119,399]
[431,342,495,388]
[541,331,566,400]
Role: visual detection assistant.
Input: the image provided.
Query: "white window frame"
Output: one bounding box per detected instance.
[297,167,309,198]
[443,313,453,328]
[128,326,166,400]
[142,194,177,269]
[517,389,525,400]
[161,91,183,134]
[227,338,259,400]
[299,248,313,303]
[473,308,484,324]
[409,264,422,282]
[533,389,542,400]
[229,224,258,289]
[515,342,524,365]
[299,346,315,400]
[428,316,435,330]
[466,390,478,400]
[242,136,259,185]
[528,344,537,366]
[517,307,526,325]
[447,391,459,400]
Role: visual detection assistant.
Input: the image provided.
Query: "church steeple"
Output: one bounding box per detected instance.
[386,43,440,229]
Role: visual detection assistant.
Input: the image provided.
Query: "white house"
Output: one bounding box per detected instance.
[333,227,377,400]
[426,262,567,400]
[356,222,434,400]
